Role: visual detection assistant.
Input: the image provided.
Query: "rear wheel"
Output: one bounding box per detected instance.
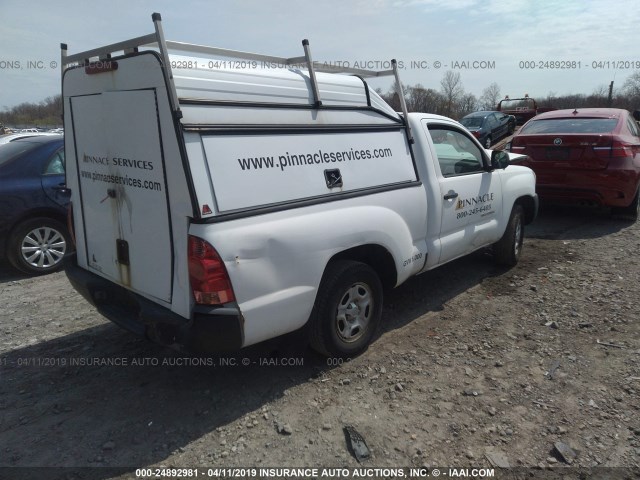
[309,260,383,358]
[612,189,639,221]
[7,217,71,275]
[493,205,524,267]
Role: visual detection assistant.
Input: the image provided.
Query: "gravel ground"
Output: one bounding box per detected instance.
[1,205,639,480]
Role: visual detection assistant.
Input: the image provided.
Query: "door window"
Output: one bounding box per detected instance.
[429,126,486,177]
[44,150,65,175]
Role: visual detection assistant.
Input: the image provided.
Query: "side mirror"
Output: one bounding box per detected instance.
[633,110,640,122]
[491,150,510,170]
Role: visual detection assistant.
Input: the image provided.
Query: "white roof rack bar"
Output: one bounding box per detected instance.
[63,33,158,65]
[160,40,306,66]
[61,14,399,80]
[302,39,321,107]
[160,39,394,78]
[391,59,413,143]
[61,12,410,131]
[313,65,395,78]
[152,13,182,118]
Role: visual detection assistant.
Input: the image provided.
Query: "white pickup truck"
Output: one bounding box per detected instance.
[61,14,537,357]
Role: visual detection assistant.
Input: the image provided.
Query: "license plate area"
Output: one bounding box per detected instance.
[545,147,570,161]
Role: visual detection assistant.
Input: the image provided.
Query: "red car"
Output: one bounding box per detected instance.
[506,108,640,220]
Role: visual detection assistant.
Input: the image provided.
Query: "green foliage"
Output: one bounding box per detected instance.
[0,95,62,127]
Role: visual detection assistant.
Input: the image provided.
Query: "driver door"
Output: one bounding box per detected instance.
[424,122,504,264]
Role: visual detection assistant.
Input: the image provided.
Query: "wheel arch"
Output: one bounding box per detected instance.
[514,195,537,225]
[328,244,398,291]
[6,208,69,252]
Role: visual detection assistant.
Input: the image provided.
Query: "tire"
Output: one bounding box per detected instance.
[493,205,524,267]
[612,188,639,222]
[7,217,71,275]
[484,136,492,148]
[309,260,383,358]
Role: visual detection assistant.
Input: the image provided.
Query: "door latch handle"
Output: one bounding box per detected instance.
[444,192,459,200]
[100,189,117,203]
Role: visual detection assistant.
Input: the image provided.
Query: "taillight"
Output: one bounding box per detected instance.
[188,235,235,305]
[507,139,524,152]
[471,131,481,138]
[611,141,634,158]
[594,140,634,158]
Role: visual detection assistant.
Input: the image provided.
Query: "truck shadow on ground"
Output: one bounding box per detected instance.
[0,206,632,477]
[0,325,321,475]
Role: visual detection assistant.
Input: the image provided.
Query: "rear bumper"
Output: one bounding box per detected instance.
[64,253,244,352]
[532,168,638,208]
[536,184,631,207]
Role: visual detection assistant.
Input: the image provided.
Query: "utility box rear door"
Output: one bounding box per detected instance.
[69,89,173,303]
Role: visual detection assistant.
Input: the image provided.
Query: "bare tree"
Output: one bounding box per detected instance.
[439,71,464,117]
[406,84,443,114]
[457,93,478,118]
[623,72,640,100]
[479,82,501,110]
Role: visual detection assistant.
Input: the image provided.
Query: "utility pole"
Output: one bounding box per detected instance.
[607,81,614,107]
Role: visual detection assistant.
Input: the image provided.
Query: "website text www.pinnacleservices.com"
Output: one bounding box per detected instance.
[237,146,394,172]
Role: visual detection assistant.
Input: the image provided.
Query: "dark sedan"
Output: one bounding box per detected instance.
[0,136,71,274]
[506,108,640,220]
[460,111,516,148]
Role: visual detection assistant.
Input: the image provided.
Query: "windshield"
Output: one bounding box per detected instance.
[520,118,618,134]
[460,117,484,128]
[0,141,40,168]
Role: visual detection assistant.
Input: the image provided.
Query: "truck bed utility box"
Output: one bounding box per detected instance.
[62,13,537,357]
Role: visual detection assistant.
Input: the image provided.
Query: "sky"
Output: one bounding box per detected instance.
[1,0,639,110]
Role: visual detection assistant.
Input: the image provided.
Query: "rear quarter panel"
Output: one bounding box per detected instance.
[190,186,428,347]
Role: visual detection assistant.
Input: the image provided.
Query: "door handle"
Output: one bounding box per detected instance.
[444,192,459,200]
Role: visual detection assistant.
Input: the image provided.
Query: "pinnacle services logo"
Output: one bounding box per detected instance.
[456,192,495,210]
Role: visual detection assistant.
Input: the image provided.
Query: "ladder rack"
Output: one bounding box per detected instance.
[61,12,413,142]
